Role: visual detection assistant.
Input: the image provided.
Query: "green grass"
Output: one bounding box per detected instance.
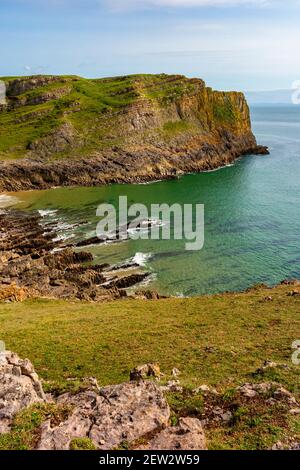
[0,403,71,450]
[0,283,299,450]
[0,284,299,392]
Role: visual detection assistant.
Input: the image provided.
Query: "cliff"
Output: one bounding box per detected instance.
[0,74,267,191]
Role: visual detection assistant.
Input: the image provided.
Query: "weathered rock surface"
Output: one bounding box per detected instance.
[37,381,170,450]
[137,417,207,450]
[0,210,150,301]
[0,351,46,433]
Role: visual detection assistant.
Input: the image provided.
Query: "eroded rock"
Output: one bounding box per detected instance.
[0,351,46,433]
[37,381,170,450]
[137,417,207,450]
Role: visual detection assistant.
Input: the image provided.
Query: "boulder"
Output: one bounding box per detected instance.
[37,381,170,450]
[137,417,207,450]
[0,351,46,433]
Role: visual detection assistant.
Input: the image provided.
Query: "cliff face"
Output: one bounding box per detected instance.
[0,74,267,191]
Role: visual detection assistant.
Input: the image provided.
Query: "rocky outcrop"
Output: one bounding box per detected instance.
[0,351,46,433]
[137,417,207,450]
[38,381,170,450]
[0,74,268,191]
[0,353,299,450]
[0,210,150,302]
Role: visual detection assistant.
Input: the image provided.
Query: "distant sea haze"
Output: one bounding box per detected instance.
[245,89,295,105]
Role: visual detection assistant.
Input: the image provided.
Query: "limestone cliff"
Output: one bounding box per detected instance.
[0,74,267,191]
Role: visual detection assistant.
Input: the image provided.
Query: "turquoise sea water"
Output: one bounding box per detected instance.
[4,105,300,296]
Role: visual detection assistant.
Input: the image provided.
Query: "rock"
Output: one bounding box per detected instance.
[172,368,181,378]
[160,381,183,393]
[37,381,170,450]
[0,283,30,302]
[0,351,46,433]
[289,408,300,415]
[0,210,149,302]
[239,383,258,398]
[288,290,300,297]
[193,384,218,395]
[130,363,161,381]
[251,145,270,155]
[137,417,207,450]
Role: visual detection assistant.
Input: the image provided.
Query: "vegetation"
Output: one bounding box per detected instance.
[0,283,299,450]
[0,403,72,450]
[0,74,246,160]
[69,438,96,451]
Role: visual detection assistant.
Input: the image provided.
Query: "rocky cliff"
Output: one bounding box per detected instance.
[0,74,268,191]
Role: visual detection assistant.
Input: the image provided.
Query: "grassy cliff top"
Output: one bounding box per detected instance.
[0,74,247,161]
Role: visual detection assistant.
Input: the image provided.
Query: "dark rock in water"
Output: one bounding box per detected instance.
[0,210,152,302]
[106,273,150,290]
[0,351,46,433]
[250,145,270,155]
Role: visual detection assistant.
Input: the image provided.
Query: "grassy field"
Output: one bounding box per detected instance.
[0,283,299,450]
[0,284,299,392]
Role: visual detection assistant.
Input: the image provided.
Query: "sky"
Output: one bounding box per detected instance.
[0,0,300,91]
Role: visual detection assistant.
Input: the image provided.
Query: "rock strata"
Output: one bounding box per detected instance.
[0,351,46,433]
[0,210,150,301]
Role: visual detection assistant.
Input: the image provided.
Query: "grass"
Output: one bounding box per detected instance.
[0,403,72,450]
[0,283,299,450]
[0,284,299,392]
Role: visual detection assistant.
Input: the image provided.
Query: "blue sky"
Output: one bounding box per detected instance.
[0,0,299,91]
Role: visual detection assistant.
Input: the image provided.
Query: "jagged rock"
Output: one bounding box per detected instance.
[0,351,46,433]
[37,381,170,450]
[137,417,207,450]
[130,363,161,381]
[0,210,149,302]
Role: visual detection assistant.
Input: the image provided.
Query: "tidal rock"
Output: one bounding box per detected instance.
[0,351,46,433]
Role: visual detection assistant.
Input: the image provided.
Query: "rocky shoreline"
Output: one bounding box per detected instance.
[0,209,160,302]
[0,138,268,192]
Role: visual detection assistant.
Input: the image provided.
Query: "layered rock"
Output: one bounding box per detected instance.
[0,210,150,302]
[0,74,268,191]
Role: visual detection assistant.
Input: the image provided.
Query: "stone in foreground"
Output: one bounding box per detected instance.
[137,417,207,450]
[37,381,170,450]
[0,351,46,433]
